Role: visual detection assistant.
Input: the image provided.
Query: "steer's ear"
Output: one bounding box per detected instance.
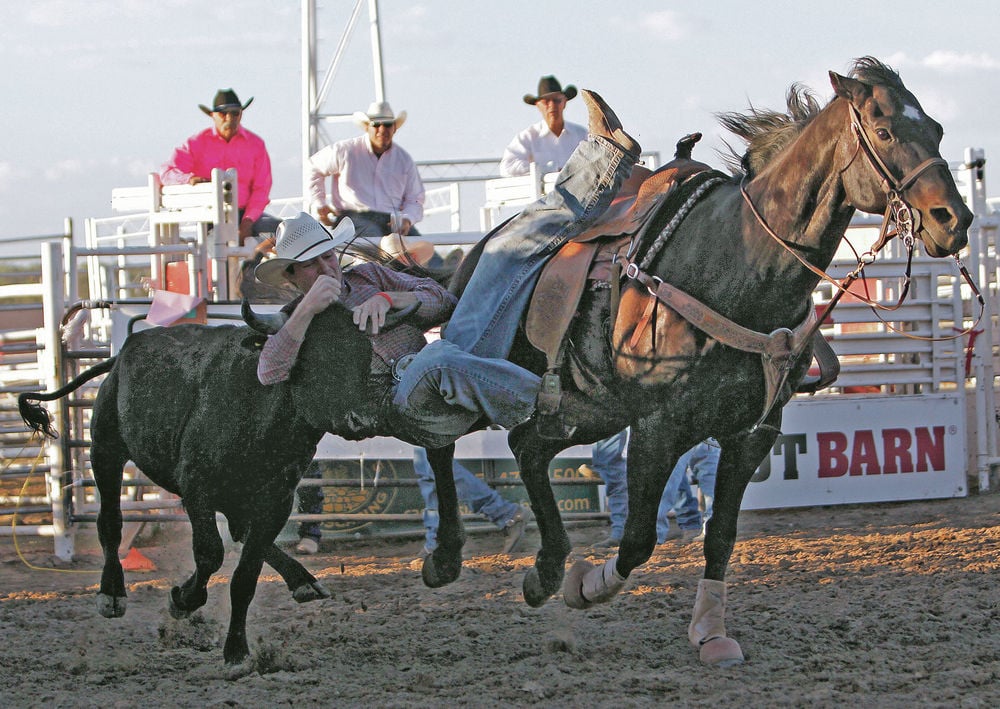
[240,333,267,350]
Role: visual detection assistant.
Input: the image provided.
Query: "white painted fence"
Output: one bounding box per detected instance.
[7,150,1000,559]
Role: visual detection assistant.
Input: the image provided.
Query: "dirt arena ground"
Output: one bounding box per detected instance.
[0,491,997,708]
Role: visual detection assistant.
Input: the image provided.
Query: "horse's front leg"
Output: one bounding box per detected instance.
[690,424,778,667]
[509,422,572,607]
[421,443,465,588]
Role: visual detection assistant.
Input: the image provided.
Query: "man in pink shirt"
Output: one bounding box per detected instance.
[161,89,279,244]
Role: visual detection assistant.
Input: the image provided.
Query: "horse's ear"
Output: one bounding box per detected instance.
[829,71,869,104]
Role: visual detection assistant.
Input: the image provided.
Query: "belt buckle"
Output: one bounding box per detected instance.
[392,354,414,382]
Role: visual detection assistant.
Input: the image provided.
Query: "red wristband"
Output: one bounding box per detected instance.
[375,292,393,308]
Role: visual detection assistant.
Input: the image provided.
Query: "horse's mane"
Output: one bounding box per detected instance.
[719,56,901,177]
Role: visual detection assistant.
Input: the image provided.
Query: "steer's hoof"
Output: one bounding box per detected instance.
[168,587,191,620]
[699,636,744,667]
[96,593,126,618]
[292,581,331,603]
[562,559,596,610]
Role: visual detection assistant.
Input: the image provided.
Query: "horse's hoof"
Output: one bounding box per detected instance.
[522,568,552,608]
[562,559,596,610]
[96,593,126,618]
[292,581,331,603]
[699,636,744,667]
[421,552,461,588]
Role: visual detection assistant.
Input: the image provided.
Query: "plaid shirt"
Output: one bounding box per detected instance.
[257,262,456,385]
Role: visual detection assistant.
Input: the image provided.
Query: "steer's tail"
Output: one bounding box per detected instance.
[19,357,117,439]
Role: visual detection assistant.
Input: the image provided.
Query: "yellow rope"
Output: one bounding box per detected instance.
[7,436,98,574]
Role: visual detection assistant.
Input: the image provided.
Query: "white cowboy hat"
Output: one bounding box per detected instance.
[380,233,436,266]
[254,212,355,286]
[352,100,407,130]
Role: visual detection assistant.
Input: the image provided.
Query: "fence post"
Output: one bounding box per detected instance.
[40,240,74,560]
[958,148,999,491]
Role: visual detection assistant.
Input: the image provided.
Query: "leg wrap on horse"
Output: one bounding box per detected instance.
[581,555,626,604]
[688,579,744,666]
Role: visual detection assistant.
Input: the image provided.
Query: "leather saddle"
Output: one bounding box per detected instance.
[525,157,713,372]
[524,156,840,430]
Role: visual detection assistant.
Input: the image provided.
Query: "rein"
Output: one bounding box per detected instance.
[739,101,983,344]
[613,98,983,428]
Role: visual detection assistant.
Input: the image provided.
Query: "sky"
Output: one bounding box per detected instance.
[2,0,1000,249]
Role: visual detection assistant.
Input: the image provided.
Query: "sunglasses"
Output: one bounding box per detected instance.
[371,121,395,128]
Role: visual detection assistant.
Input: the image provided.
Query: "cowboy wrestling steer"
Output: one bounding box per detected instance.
[19,304,390,665]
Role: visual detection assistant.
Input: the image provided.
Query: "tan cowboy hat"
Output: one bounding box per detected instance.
[523,75,577,105]
[254,213,355,286]
[352,101,407,130]
[380,233,436,266]
[199,88,254,115]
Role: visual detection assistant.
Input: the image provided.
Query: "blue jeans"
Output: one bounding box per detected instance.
[413,447,520,551]
[591,429,629,537]
[296,462,324,542]
[688,437,719,525]
[445,138,634,358]
[391,339,541,449]
[656,439,720,542]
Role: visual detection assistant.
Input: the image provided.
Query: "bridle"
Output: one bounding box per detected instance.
[740,98,983,342]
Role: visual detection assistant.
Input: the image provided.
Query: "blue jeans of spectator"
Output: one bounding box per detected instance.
[656,448,704,543]
[591,429,629,538]
[444,138,634,358]
[297,462,324,542]
[391,340,541,449]
[687,438,719,526]
[413,447,520,551]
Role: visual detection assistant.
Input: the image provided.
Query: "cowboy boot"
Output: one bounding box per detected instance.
[674,132,703,160]
[582,89,641,160]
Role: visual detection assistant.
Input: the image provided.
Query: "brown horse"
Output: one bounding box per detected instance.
[424,58,972,665]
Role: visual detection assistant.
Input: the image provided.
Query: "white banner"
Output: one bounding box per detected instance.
[316,394,967,509]
[741,393,968,509]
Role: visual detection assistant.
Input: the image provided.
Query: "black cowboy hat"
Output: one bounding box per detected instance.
[523,75,577,105]
[199,89,254,115]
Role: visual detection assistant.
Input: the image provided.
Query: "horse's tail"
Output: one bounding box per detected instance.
[18,357,117,439]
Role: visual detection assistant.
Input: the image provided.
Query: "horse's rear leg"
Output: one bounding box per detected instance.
[689,426,777,667]
[169,503,224,619]
[93,444,129,618]
[565,420,675,609]
[509,423,572,607]
[421,444,466,588]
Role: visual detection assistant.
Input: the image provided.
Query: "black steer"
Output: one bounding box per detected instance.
[19,304,417,665]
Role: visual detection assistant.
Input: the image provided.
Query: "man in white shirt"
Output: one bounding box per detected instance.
[499,75,589,177]
[308,101,425,240]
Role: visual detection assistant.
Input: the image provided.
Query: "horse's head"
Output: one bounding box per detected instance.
[830,57,971,257]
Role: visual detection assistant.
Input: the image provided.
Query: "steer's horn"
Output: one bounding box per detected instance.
[383,301,421,331]
[241,298,290,335]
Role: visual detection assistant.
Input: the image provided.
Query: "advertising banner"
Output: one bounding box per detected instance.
[741,393,967,509]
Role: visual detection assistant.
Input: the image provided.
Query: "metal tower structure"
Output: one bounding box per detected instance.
[301,0,387,201]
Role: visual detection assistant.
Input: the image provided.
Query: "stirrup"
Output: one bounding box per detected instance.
[535,412,577,440]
